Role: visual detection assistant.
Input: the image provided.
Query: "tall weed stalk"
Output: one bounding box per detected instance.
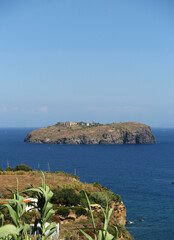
[79,192,118,240]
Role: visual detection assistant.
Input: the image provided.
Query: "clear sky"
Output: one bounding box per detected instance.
[0,0,174,127]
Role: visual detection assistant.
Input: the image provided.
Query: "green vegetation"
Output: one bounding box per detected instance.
[0,166,130,240]
[91,191,122,206]
[75,208,87,217]
[24,172,57,239]
[57,207,70,217]
[5,167,13,171]
[0,173,57,240]
[51,188,120,209]
[109,224,133,240]
[79,192,118,240]
[22,211,36,224]
[57,182,83,191]
[2,179,30,240]
[51,189,80,206]
[92,182,109,191]
[14,164,32,172]
[5,164,32,172]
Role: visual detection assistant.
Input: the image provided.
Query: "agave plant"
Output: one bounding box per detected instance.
[79,192,118,240]
[24,172,57,240]
[2,179,29,240]
[0,224,18,239]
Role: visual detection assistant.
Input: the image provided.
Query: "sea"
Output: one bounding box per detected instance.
[0,128,174,240]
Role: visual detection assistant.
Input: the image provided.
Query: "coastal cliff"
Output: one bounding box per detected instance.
[25,121,155,144]
[0,170,134,240]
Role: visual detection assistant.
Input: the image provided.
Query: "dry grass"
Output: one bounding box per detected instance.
[0,171,99,196]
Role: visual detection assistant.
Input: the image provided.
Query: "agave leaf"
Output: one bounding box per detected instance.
[78,229,93,240]
[0,213,4,226]
[45,188,53,202]
[45,222,57,238]
[45,226,57,239]
[98,230,103,240]
[12,233,18,240]
[5,188,16,195]
[112,225,119,239]
[42,202,53,218]
[84,192,96,232]
[101,206,106,219]
[104,207,113,233]
[107,208,113,224]
[105,232,115,240]
[4,204,19,227]
[21,202,27,216]
[45,222,56,232]
[0,224,18,238]
[23,187,43,194]
[43,209,55,224]
[22,223,29,240]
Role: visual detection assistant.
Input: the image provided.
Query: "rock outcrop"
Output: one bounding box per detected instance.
[24,122,155,144]
[111,201,127,226]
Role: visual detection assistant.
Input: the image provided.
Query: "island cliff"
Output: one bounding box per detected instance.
[24,121,155,144]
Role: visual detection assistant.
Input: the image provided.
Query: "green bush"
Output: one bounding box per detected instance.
[91,191,122,207]
[93,182,108,191]
[57,207,70,217]
[57,182,83,191]
[14,164,32,172]
[79,198,88,207]
[52,189,80,206]
[0,168,3,172]
[6,166,14,171]
[78,191,94,207]
[75,207,87,217]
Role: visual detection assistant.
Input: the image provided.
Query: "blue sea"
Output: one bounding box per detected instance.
[0,128,174,240]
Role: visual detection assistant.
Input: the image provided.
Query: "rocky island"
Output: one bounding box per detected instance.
[24,121,155,144]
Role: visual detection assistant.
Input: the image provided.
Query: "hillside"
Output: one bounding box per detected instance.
[24,121,155,144]
[0,170,134,240]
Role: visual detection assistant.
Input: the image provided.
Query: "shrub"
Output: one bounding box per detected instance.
[0,168,3,172]
[80,198,88,207]
[78,191,94,207]
[91,191,122,207]
[14,164,32,172]
[57,207,70,217]
[75,208,87,217]
[52,189,80,206]
[6,167,14,171]
[93,182,108,191]
[57,182,83,191]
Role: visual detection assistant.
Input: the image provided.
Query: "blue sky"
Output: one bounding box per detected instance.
[0,0,174,127]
